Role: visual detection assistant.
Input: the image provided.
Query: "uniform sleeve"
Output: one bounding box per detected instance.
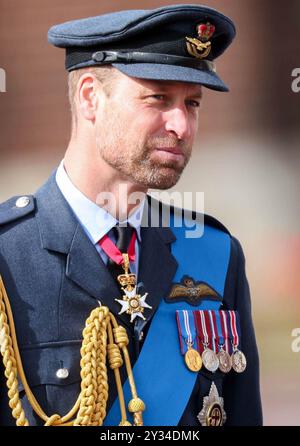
[222,236,263,426]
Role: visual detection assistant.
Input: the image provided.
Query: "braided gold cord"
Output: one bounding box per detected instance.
[91,329,109,425]
[111,314,145,426]
[74,307,109,426]
[0,276,145,426]
[107,322,131,426]
[113,325,129,348]
[44,414,62,426]
[0,288,29,426]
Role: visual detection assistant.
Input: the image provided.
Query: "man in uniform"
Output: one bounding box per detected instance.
[0,4,262,426]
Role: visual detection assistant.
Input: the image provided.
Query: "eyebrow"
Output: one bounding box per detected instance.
[188,85,203,98]
[188,90,202,99]
[139,82,203,98]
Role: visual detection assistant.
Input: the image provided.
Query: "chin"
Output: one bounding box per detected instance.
[144,169,182,190]
[152,181,179,190]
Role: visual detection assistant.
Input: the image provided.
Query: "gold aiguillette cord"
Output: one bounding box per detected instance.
[0,275,145,426]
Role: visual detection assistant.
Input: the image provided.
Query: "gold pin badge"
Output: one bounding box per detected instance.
[186,22,215,59]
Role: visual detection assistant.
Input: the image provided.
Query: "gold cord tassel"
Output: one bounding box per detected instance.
[0,276,145,426]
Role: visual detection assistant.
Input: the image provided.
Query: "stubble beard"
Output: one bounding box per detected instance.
[96,124,192,190]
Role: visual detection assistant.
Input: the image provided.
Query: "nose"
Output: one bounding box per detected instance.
[164,106,192,140]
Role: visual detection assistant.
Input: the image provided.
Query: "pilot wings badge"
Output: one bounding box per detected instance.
[165,275,222,306]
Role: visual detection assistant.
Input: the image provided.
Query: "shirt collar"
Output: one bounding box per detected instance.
[55,160,144,244]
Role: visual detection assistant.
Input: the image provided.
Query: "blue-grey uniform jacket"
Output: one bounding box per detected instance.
[0,173,263,426]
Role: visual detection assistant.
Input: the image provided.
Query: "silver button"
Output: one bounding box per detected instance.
[139,331,144,342]
[56,368,69,379]
[15,196,30,208]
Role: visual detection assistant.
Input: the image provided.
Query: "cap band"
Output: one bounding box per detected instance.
[66,49,216,72]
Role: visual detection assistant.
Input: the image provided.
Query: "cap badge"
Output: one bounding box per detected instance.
[197,382,226,426]
[186,22,215,59]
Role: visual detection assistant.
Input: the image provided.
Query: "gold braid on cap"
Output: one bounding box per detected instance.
[0,276,145,426]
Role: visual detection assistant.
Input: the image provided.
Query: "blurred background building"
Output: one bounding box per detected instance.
[0,0,299,425]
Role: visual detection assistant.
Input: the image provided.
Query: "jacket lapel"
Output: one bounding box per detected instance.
[66,224,120,305]
[137,197,178,326]
[138,226,178,323]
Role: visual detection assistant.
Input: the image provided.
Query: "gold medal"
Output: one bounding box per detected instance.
[217,348,232,373]
[231,348,247,373]
[185,347,202,372]
[202,348,219,373]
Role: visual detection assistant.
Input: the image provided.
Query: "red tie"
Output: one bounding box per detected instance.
[105,224,135,283]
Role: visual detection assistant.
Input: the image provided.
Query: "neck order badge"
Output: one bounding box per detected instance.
[99,230,152,323]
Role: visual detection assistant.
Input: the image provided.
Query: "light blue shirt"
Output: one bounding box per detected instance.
[55,160,145,276]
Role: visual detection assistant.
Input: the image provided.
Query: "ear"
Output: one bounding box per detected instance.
[76,73,101,122]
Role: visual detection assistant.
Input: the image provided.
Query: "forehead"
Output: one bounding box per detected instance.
[114,71,203,96]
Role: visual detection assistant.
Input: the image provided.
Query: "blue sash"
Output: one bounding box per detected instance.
[104,216,230,426]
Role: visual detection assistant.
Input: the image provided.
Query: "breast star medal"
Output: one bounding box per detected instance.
[197,382,226,426]
[115,253,152,323]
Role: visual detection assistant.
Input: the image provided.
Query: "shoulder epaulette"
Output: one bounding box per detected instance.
[0,195,35,226]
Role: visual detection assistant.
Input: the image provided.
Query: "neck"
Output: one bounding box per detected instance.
[63,142,147,221]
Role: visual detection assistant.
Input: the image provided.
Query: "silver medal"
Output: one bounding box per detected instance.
[217,348,232,373]
[231,349,247,373]
[202,348,219,373]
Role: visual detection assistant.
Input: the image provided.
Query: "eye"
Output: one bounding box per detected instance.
[150,94,166,101]
[186,99,201,108]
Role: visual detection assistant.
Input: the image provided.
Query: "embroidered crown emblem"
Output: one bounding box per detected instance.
[186,22,215,59]
[197,22,215,41]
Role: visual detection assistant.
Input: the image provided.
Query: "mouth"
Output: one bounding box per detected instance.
[156,146,184,155]
[154,147,185,163]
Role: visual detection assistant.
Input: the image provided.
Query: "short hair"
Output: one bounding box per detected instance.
[68,65,119,130]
